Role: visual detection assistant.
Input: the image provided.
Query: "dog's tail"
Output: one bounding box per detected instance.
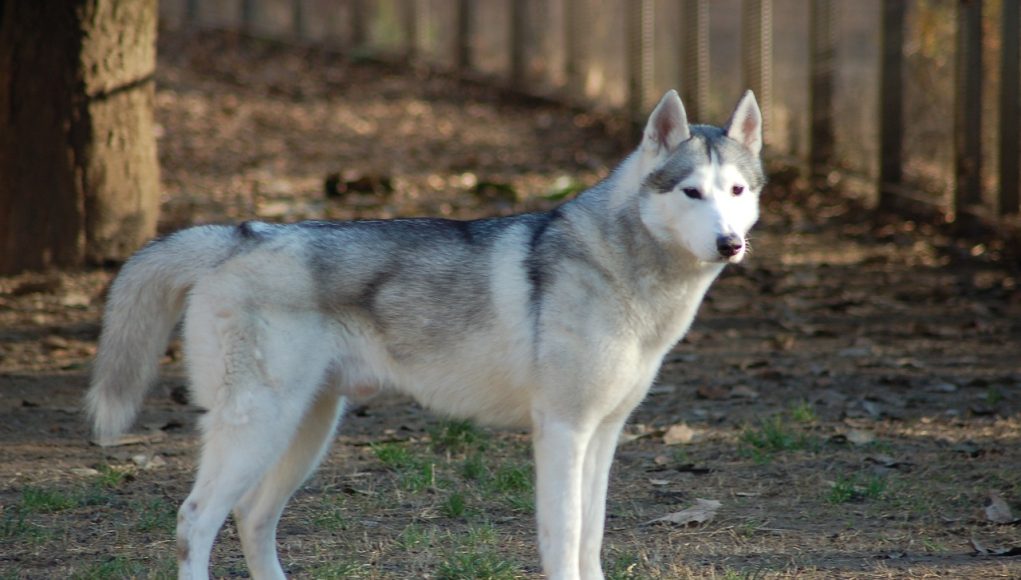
[86,225,236,445]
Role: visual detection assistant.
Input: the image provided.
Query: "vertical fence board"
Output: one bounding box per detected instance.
[293,0,305,39]
[742,0,772,142]
[809,0,835,176]
[627,0,654,121]
[350,0,366,49]
[242,0,257,33]
[1001,0,1020,215]
[402,0,418,57]
[955,0,983,214]
[680,0,709,122]
[511,0,528,85]
[456,0,473,70]
[564,0,582,97]
[185,0,199,24]
[878,0,905,208]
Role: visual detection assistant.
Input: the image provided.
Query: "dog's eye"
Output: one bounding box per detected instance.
[682,188,702,200]
[732,185,745,196]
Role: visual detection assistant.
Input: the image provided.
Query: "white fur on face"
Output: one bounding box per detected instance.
[640,153,760,264]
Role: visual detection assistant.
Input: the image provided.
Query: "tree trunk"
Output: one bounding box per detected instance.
[0,0,159,274]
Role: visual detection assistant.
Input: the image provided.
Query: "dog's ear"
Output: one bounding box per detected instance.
[642,90,690,156]
[724,90,763,156]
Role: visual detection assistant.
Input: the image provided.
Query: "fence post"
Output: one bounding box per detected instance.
[293,0,306,40]
[241,0,257,34]
[1001,0,1020,215]
[809,0,835,178]
[564,0,584,99]
[402,0,417,58]
[510,0,528,85]
[350,0,366,50]
[742,0,772,142]
[878,0,905,209]
[456,0,473,71]
[680,0,709,122]
[627,0,654,122]
[186,0,199,25]
[955,0,983,215]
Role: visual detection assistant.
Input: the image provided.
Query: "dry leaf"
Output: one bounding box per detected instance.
[132,454,168,470]
[663,423,696,445]
[971,537,1021,556]
[846,429,876,446]
[729,385,760,399]
[985,492,1017,524]
[643,498,721,526]
[91,431,166,447]
[696,384,729,400]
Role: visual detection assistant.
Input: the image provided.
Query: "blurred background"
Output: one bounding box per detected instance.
[2,0,1019,273]
[157,0,1014,217]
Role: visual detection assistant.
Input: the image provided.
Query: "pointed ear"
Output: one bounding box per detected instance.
[642,90,690,156]
[724,90,763,156]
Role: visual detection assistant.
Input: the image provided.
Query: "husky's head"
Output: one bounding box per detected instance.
[636,90,764,264]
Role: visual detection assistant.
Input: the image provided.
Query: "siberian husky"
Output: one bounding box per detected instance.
[87,90,764,580]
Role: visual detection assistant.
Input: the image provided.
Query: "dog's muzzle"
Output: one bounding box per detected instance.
[716,234,744,259]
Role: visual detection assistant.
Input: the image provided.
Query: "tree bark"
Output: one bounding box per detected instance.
[0,0,159,274]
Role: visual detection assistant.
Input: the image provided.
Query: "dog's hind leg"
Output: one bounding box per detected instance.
[176,362,328,580]
[233,386,346,580]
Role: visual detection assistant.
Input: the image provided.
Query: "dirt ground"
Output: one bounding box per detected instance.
[1,31,1020,579]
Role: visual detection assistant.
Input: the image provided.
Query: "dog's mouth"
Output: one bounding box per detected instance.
[710,253,744,265]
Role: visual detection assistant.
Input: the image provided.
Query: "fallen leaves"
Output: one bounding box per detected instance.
[695,384,760,401]
[984,492,1020,525]
[970,538,1021,557]
[662,423,697,445]
[643,498,721,527]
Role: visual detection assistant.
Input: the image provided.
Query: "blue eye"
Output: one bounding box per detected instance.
[682,188,702,199]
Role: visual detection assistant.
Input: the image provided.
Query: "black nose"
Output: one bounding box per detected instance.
[716,234,743,258]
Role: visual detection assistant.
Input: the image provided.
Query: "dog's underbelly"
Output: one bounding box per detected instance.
[325,319,537,429]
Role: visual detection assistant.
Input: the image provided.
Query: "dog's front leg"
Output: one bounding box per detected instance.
[578,416,627,580]
[532,408,592,580]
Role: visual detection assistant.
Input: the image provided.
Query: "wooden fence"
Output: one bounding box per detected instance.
[160,0,1021,222]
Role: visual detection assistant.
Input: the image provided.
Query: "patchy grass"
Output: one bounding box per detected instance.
[70,557,148,580]
[435,523,522,580]
[19,487,81,514]
[827,473,887,504]
[739,413,821,462]
[131,498,178,533]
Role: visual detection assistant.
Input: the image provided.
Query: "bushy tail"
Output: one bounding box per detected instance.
[86,225,236,445]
